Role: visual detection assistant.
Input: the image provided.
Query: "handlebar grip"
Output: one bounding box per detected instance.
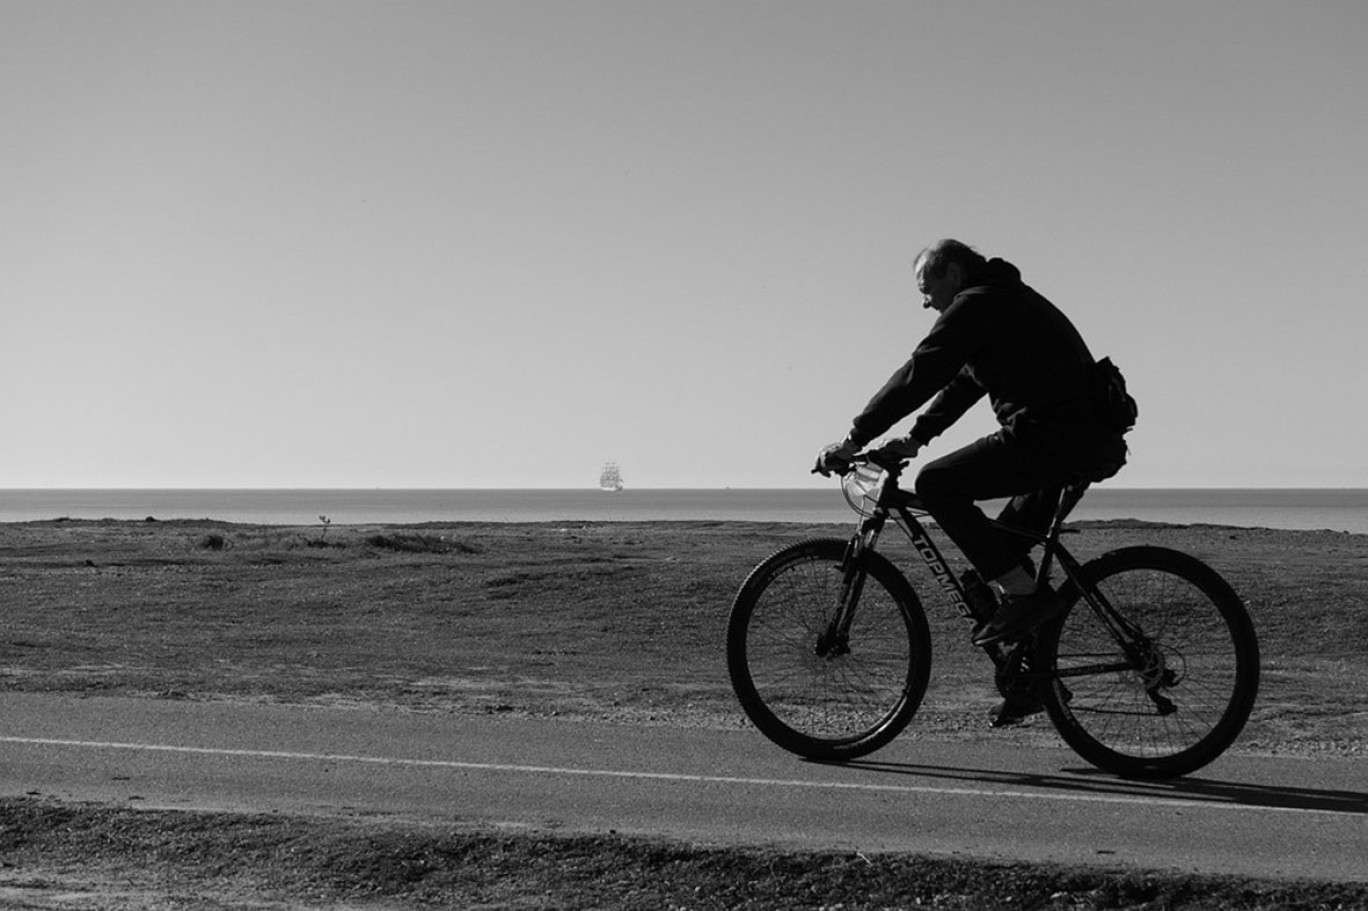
[814,449,908,478]
[812,459,854,477]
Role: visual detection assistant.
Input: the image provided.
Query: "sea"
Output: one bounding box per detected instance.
[2,488,1368,535]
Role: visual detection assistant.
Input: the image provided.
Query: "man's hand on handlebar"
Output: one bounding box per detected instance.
[871,433,923,461]
[815,433,925,477]
[814,438,860,477]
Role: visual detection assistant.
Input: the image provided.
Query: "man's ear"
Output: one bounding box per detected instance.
[945,261,966,291]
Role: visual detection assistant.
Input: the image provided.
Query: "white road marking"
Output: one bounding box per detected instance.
[0,736,1351,817]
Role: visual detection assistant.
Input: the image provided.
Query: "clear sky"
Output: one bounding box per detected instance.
[5,1,1366,490]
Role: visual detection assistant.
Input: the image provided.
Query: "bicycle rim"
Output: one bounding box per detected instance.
[727,539,931,761]
[1040,546,1259,778]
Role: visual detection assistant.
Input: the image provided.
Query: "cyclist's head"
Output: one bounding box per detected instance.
[914,239,986,312]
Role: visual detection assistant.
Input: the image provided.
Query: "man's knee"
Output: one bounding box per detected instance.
[914,461,963,505]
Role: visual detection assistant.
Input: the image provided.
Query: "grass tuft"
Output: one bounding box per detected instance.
[365,532,481,554]
[198,533,227,551]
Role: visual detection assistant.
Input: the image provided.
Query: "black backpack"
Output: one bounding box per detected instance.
[1091,357,1139,433]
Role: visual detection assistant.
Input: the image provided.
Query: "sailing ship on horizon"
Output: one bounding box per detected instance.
[599,462,624,492]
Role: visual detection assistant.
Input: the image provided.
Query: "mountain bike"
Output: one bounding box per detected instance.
[726,455,1260,779]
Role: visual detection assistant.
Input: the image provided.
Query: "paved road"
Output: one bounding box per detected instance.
[0,693,1363,882]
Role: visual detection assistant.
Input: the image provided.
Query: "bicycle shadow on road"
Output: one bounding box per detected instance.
[822,759,1367,816]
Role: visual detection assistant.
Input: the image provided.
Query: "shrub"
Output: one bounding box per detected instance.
[365,533,480,555]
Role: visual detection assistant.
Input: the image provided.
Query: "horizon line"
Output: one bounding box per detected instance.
[4,485,1368,493]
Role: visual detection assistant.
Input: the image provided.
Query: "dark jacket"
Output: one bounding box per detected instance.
[849,258,1100,447]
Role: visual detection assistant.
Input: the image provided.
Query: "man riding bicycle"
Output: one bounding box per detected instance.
[817,239,1129,648]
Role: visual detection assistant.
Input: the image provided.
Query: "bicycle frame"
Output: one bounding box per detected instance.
[843,460,1087,615]
[833,458,1153,679]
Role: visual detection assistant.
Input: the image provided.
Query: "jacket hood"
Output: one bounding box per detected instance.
[976,257,1022,286]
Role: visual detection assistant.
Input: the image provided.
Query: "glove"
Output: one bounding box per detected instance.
[871,434,924,461]
[814,438,861,476]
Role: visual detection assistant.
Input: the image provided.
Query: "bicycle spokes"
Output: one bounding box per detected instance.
[1039,547,1258,778]
[727,538,931,762]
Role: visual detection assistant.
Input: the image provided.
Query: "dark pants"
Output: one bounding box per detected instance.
[913,424,1127,582]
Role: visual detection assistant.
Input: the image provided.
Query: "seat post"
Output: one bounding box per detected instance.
[1034,482,1089,589]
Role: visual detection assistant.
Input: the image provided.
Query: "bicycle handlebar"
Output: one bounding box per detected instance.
[813,449,907,478]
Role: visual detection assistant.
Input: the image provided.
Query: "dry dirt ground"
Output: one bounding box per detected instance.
[0,518,1364,909]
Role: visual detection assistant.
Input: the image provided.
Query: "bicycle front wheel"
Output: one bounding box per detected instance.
[1038,546,1259,778]
[727,538,931,761]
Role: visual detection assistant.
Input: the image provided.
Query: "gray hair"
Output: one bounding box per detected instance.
[916,239,987,279]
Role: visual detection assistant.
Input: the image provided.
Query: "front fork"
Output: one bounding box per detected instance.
[815,521,884,659]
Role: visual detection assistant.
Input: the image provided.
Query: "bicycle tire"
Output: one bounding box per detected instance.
[1037,546,1259,778]
[727,538,932,761]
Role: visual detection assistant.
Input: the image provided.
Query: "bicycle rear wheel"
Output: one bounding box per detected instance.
[727,538,931,761]
[1038,546,1259,778]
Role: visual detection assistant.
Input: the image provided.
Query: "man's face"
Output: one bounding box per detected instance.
[915,260,961,313]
